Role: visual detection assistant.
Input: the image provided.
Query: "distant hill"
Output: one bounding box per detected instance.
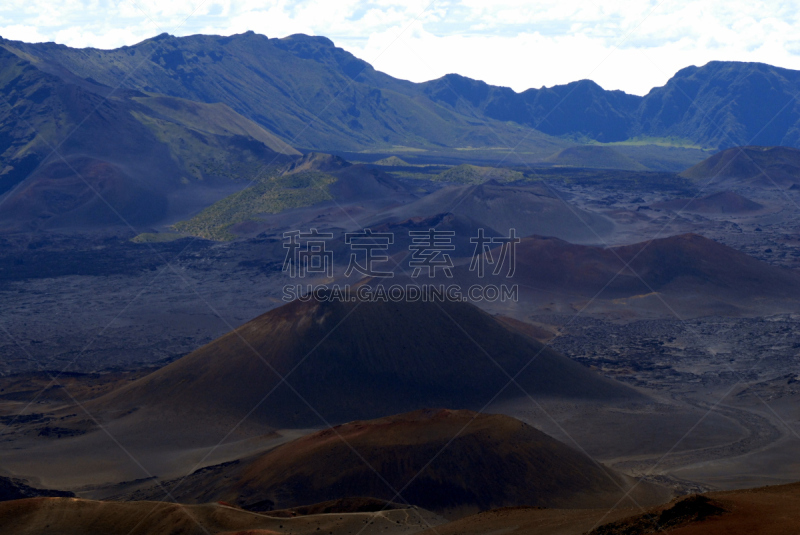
[374,156,411,166]
[434,164,524,184]
[0,46,299,231]
[371,180,614,243]
[453,233,800,316]
[88,297,642,429]
[425,62,800,150]
[653,191,764,214]
[544,146,648,170]
[521,233,800,299]
[120,409,670,516]
[172,167,340,240]
[421,74,640,143]
[680,146,800,188]
[174,152,415,240]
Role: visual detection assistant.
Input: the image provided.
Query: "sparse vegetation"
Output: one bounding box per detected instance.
[373,156,411,166]
[173,171,337,240]
[131,232,187,243]
[588,136,710,150]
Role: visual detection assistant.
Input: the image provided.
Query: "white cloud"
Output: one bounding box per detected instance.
[0,24,49,43]
[0,0,799,95]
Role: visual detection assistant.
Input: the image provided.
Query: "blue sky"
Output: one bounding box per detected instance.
[1,0,799,95]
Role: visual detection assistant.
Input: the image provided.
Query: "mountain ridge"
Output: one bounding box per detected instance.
[5,32,800,152]
[0,32,565,155]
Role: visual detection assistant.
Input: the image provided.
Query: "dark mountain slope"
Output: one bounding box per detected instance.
[0,46,300,230]
[636,62,800,149]
[88,297,643,429]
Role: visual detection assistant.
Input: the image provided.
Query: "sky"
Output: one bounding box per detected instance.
[1,1,799,96]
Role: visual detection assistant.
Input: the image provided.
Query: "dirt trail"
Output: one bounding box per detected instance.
[609,401,782,478]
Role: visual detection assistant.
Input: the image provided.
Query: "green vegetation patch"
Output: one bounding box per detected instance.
[589,136,711,150]
[173,171,337,241]
[131,232,187,243]
[374,156,411,166]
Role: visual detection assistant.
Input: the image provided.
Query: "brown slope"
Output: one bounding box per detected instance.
[121,409,671,517]
[679,145,800,188]
[1,157,164,229]
[268,497,407,516]
[417,506,639,535]
[0,497,439,535]
[88,297,642,429]
[652,191,763,213]
[421,482,800,535]
[12,482,798,535]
